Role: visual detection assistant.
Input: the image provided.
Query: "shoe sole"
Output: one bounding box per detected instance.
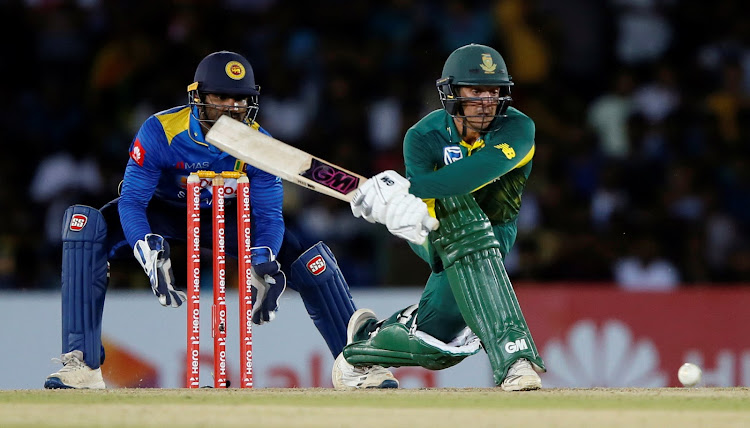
[372,379,399,389]
[333,378,399,390]
[44,377,75,389]
[500,376,542,392]
[43,377,106,389]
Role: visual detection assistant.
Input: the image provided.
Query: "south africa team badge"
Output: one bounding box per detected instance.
[443,146,463,165]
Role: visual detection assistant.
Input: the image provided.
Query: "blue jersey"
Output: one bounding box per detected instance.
[118,105,284,255]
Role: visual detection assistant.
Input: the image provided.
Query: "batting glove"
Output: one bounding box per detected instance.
[250,246,287,325]
[384,193,439,245]
[350,170,411,224]
[134,233,186,308]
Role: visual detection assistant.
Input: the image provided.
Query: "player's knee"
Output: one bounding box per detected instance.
[290,241,340,287]
[62,205,107,243]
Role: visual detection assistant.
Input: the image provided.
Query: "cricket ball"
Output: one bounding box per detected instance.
[678,363,702,387]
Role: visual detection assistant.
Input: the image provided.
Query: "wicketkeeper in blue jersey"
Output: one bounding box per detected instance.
[44,51,398,389]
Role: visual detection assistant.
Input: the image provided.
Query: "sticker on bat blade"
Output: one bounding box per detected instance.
[301,158,360,195]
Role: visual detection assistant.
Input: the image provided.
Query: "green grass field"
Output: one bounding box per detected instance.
[1,388,749,428]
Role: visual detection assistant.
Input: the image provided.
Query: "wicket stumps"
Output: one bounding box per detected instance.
[186,170,253,388]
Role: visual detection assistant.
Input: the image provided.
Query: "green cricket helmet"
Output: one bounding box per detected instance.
[436,44,513,128]
[187,51,260,125]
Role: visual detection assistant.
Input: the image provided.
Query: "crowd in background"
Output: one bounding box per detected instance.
[1,0,748,291]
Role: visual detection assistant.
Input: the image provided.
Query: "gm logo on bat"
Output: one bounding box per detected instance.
[302,159,360,195]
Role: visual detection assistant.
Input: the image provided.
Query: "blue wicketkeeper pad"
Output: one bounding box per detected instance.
[60,205,108,369]
[289,241,357,357]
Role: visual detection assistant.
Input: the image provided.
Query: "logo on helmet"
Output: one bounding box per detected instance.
[225,61,246,80]
[480,53,497,74]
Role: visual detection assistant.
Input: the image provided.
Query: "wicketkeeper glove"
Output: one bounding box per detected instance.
[250,246,287,325]
[134,233,186,308]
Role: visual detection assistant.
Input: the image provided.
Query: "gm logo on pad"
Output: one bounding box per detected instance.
[69,214,88,231]
[306,255,326,275]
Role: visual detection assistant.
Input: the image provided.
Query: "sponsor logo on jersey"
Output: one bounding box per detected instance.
[494,143,516,159]
[69,214,88,231]
[177,161,210,170]
[306,255,326,275]
[225,61,246,80]
[130,138,145,167]
[443,146,463,165]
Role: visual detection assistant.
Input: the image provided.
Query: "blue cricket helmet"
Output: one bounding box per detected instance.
[187,51,261,126]
[189,50,260,96]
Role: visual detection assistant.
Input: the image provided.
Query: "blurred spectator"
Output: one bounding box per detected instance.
[705,60,750,148]
[631,62,681,125]
[586,69,636,159]
[29,137,106,288]
[613,233,681,291]
[590,163,628,231]
[537,0,613,97]
[610,0,675,66]
[493,0,553,85]
[433,0,495,53]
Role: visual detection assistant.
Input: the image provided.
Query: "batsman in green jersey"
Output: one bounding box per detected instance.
[333,43,545,391]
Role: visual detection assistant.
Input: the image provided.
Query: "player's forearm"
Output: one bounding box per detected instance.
[408,154,517,199]
[120,163,160,248]
[248,171,284,256]
[119,196,152,248]
[251,219,284,257]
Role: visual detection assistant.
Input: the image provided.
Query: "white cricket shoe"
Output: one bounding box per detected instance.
[500,358,541,391]
[331,308,399,390]
[332,353,399,390]
[44,350,106,389]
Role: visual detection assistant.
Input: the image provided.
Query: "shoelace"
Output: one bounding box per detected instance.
[51,355,85,373]
[349,364,388,377]
[364,365,391,376]
[507,359,531,375]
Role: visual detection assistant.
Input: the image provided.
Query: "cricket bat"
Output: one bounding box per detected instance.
[206,115,363,202]
[205,115,439,231]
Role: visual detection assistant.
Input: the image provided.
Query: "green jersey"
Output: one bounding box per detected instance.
[403,106,535,256]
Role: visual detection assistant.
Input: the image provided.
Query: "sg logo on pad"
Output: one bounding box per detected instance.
[69,214,88,231]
